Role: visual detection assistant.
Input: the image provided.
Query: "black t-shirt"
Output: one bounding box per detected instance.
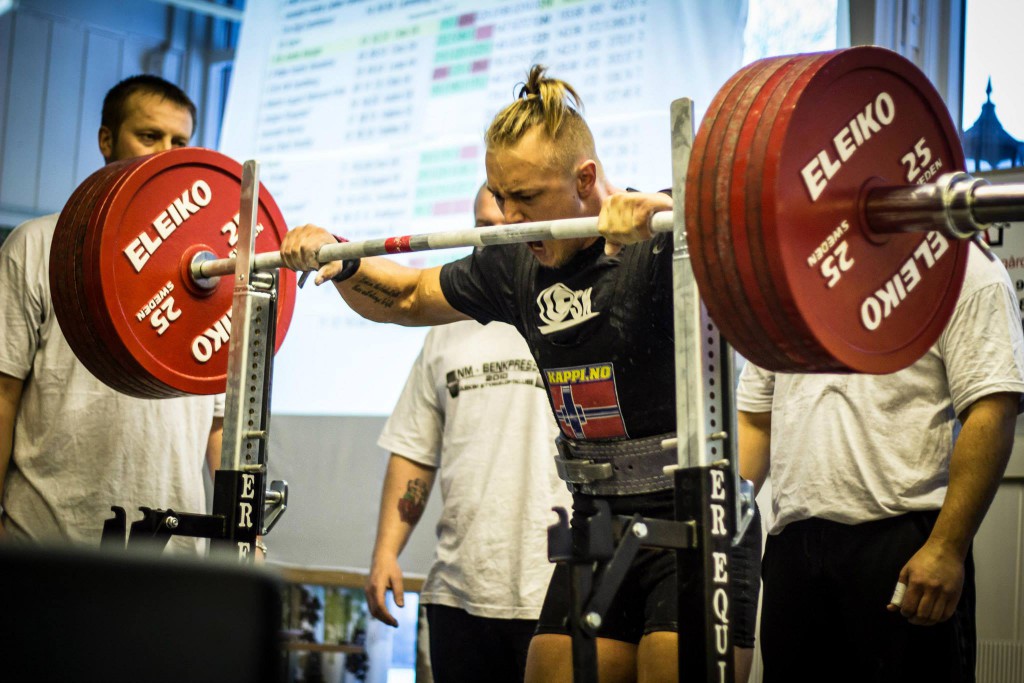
[439,231,675,442]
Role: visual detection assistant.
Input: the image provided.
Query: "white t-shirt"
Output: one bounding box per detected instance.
[737,242,1024,534]
[378,320,571,619]
[0,214,223,553]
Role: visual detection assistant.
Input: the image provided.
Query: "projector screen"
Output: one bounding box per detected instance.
[221,0,747,415]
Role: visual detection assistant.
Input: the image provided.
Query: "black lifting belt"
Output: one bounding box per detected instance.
[554,432,676,495]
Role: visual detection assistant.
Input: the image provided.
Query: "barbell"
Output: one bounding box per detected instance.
[49,46,1024,398]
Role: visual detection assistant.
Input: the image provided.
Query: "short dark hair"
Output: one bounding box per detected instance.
[101,75,197,139]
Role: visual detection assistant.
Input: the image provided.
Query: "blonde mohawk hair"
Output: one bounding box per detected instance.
[486,65,598,172]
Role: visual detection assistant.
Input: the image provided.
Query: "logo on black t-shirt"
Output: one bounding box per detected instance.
[545,362,627,439]
[536,282,600,334]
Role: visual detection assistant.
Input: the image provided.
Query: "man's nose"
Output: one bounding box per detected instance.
[503,203,524,223]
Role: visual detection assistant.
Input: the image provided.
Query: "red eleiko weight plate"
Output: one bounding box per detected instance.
[737,51,838,370]
[50,148,297,397]
[93,148,296,396]
[711,54,804,370]
[83,158,175,396]
[52,159,163,397]
[688,55,784,366]
[759,46,968,373]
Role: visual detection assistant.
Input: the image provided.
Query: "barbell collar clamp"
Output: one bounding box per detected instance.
[865,174,1024,240]
[188,250,221,291]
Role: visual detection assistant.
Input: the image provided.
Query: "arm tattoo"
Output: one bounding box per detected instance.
[397,478,428,525]
[351,276,401,309]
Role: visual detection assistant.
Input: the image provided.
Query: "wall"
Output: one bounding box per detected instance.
[0,0,236,227]
[264,415,442,576]
[848,0,965,128]
[971,166,1024,681]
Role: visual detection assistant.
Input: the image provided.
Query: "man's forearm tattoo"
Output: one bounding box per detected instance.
[351,276,400,309]
[398,478,428,524]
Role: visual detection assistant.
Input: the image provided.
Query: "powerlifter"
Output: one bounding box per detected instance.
[281,65,761,682]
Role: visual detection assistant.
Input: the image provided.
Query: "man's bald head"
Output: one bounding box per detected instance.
[474,183,505,227]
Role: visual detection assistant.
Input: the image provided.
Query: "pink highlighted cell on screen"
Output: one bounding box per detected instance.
[434,199,473,216]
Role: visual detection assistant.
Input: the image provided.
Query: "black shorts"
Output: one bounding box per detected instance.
[425,604,535,683]
[535,492,761,646]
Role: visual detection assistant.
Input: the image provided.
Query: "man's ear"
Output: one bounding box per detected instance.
[98,126,114,163]
[576,159,598,198]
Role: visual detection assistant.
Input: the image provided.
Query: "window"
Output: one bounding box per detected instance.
[743,0,840,64]
[961,0,1024,171]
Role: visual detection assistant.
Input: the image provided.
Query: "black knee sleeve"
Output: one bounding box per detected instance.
[730,504,762,648]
